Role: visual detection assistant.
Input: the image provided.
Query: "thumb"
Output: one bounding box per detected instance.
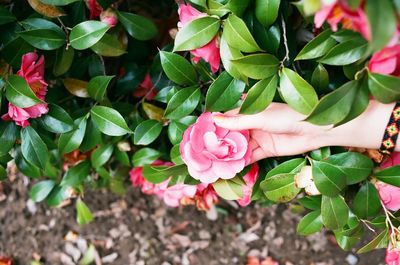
[213,113,264,130]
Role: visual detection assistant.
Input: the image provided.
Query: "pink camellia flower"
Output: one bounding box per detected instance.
[386,240,400,265]
[2,52,48,127]
[314,0,370,40]
[381,152,400,168]
[237,164,259,207]
[368,45,400,76]
[100,8,118,27]
[129,160,197,207]
[376,182,400,212]
[180,112,251,184]
[178,4,220,73]
[86,0,103,19]
[133,73,157,100]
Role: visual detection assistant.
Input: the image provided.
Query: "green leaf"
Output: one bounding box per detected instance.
[295,29,336,60]
[335,229,363,251]
[15,150,42,178]
[0,165,6,181]
[53,46,74,76]
[0,6,16,25]
[39,104,74,133]
[212,176,244,200]
[29,180,55,202]
[60,160,91,187]
[76,199,94,225]
[375,165,400,186]
[352,182,381,219]
[2,38,34,68]
[311,64,329,92]
[321,195,349,230]
[368,73,400,104]
[69,21,110,50]
[159,51,197,86]
[164,86,201,120]
[231,54,279,80]
[0,122,17,155]
[366,0,397,51]
[39,0,80,5]
[327,152,373,185]
[114,148,130,166]
[312,160,346,197]
[255,0,280,27]
[142,164,188,184]
[58,117,87,154]
[21,127,49,170]
[19,18,65,50]
[357,229,389,254]
[90,33,127,57]
[134,119,163,145]
[260,173,300,202]
[91,145,114,168]
[310,147,331,161]
[174,16,220,51]
[278,68,318,115]
[297,210,323,236]
[91,106,132,136]
[266,158,306,177]
[305,80,358,125]
[80,119,103,153]
[117,11,158,41]
[205,71,246,112]
[240,75,277,114]
[170,144,184,165]
[46,185,70,207]
[223,14,262,53]
[87,75,114,101]
[5,75,41,108]
[319,38,368,65]
[168,116,197,145]
[132,148,161,167]
[219,34,247,82]
[298,196,321,210]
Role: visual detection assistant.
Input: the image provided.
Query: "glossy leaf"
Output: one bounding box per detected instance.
[375,165,400,186]
[240,75,277,114]
[357,229,389,254]
[6,75,41,108]
[87,75,114,101]
[159,51,197,86]
[53,47,74,76]
[168,116,197,145]
[223,14,262,53]
[39,104,74,133]
[368,73,400,104]
[260,173,300,202]
[219,34,247,82]
[312,160,346,197]
[142,164,188,184]
[69,21,110,50]
[305,80,358,125]
[213,176,244,200]
[205,71,246,112]
[19,18,65,50]
[278,68,318,115]
[39,0,81,5]
[255,0,280,27]
[58,117,87,155]
[21,127,49,170]
[0,122,17,155]
[29,180,55,202]
[76,199,94,225]
[0,6,16,25]
[132,148,161,167]
[91,106,132,136]
[311,64,329,92]
[319,38,368,65]
[164,86,201,120]
[117,11,158,40]
[297,210,323,236]
[295,29,336,60]
[321,195,349,230]
[232,54,279,80]
[352,182,381,219]
[174,16,220,51]
[60,160,91,187]
[91,145,114,168]
[91,33,127,57]
[133,119,163,145]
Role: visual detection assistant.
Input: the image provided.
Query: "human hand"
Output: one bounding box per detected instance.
[213,103,330,163]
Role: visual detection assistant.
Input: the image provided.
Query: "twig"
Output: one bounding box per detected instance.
[280,14,289,68]
[380,199,400,245]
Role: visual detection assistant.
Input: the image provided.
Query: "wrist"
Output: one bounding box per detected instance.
[322,100,396,149]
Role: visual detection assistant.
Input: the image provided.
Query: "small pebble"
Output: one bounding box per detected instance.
[346,254,358,265]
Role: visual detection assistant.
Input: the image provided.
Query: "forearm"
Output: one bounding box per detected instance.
[321,100,398,151]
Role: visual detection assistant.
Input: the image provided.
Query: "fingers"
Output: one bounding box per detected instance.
[250,147,268,163]
[213,113,264,131]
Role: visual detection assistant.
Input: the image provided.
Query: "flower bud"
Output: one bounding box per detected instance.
[100,8,118,27]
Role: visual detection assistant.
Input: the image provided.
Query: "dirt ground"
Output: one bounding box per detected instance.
[0,173,385,265]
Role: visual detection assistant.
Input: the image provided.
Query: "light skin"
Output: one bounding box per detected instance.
[213,100,399,163]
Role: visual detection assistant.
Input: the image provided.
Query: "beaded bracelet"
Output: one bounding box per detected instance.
[380,102,400,155]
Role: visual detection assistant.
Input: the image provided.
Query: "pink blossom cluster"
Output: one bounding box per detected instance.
[2,52,49,127]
